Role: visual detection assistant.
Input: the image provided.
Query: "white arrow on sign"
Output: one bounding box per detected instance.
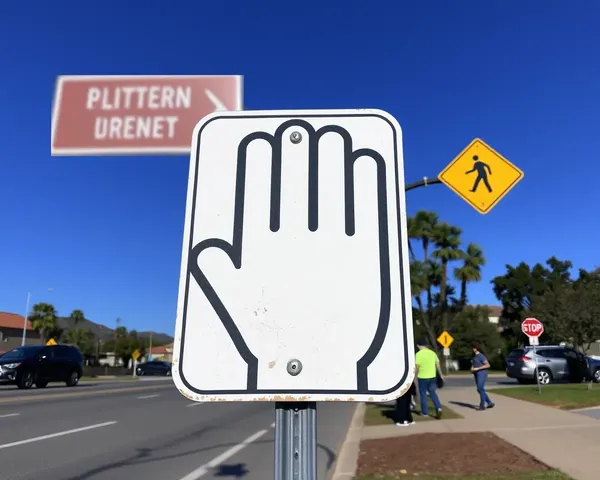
[205,89,228,112]
[173,109,415,403]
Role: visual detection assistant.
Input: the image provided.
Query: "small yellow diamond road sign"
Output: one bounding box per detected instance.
[438,138,524,214]
[46,338,57,346]
[437,331,454,349]
[132,349,141,361]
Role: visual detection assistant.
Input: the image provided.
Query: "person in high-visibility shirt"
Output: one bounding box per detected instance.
[415,338,443,419]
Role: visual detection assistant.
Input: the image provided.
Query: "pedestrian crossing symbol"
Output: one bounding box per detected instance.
[438,138,524,214]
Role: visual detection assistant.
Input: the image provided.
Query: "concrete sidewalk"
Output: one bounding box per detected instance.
[359,387,600,480]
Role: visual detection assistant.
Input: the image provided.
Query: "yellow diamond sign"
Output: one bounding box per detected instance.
[438,138,524,214]
[437,331,454,349]
[132,349,141,361]
[46,338,57,346]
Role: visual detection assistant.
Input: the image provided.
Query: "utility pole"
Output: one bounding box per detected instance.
[148,332,153,360]
[114,318,121,366]
[21,292,31,347]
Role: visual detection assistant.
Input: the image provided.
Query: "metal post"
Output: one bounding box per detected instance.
[21,292,31,347]
[533,345,542,394]
[274,402,317,480]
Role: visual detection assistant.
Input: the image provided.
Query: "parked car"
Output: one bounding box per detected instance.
[505,345,589,385]
[587,357,600,383]
[0,344,84,389]
[135,360,172,376]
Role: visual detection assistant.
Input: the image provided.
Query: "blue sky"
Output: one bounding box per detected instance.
[1,1,598,336]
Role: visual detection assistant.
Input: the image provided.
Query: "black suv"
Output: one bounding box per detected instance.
[0,344,84,389]
[135,360,172,376]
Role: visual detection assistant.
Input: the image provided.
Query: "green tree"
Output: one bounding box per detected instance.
[431,222,464,329]
[65,328,95,356]
[408,210,487,360]
[28,302,58,344]
[454,243,486,306]
[492,257,575,345]
[450,306,504,370]
[530,275,600,351]
[69,309,85,326]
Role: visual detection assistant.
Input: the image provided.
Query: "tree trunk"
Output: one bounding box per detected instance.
[440,260,448,330]
[460,280,467,307]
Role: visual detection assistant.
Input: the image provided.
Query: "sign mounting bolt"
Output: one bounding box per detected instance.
[290,131,302,144]
[286,359,302,376]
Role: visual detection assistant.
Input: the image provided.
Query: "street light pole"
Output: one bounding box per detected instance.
[21,292,31,347]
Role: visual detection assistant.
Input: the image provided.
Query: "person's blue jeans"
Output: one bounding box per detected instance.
[475,370,493,408]
[417,377,441,415]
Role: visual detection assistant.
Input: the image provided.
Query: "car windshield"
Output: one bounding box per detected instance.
[1,346,42,360]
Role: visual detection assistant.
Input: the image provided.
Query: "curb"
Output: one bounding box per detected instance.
[328,403,365,480]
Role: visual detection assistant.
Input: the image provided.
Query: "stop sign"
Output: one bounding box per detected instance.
[521,318,544,337]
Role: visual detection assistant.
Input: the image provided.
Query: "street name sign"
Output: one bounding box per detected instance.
[522,317,544,338]
[438,138,524,214]
[173,109,415,402]
[51,75,243,156]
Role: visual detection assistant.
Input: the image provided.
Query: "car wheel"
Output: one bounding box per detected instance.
[17,371,34,389]
[594,368,600,383]
[66,371,79,387]
[166,370,171,376]
[35,380,48,388]
[537,368,552,385]
[136,368,144,376]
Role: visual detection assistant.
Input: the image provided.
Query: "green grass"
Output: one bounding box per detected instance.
[80,376,139,382]
[355,471,572,479]
[489,383,600,410]
[363,400,462,426]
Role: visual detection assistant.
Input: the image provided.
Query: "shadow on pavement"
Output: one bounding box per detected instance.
[0,383,96,393]
[65,427,336,479]
[214,463,250,477]
[449,400,478,410]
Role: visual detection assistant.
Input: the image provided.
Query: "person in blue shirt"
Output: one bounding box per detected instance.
[471,344,495,411]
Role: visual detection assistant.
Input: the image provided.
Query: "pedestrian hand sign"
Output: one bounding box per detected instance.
[173,109,415,403]
[438,138,524,214]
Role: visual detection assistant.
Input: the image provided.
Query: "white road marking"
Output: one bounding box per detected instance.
[186,402,204,407]
[270,422,275,428]
[178,429,269,480]
[0,413,20,418]
[137,394,159,399]
[0,421,117,451]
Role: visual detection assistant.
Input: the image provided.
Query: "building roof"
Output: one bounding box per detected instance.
[0,312,34,331]
[486,305,503,317]
[149,342,173,355]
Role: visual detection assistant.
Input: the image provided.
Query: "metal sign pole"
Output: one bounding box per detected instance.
[275,402,317,480]
[529,337,542,394]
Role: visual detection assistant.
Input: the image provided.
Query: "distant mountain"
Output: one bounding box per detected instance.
[56,317,173,345]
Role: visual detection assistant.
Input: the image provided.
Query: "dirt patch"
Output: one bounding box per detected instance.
[357,432,550,476]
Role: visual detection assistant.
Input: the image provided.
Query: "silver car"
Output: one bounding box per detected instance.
[505,345,588,385]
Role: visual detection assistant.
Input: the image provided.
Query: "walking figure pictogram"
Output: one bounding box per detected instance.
[465,155,492,193]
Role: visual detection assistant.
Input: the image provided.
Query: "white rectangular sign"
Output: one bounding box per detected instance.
[528,336,539,346]
[173,109,415,402]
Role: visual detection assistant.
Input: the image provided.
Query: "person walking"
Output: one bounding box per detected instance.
[415,338,443,419]
[471,343,495,411]
[394,380,416,426]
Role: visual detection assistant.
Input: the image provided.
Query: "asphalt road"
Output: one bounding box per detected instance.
[0,379,355,479]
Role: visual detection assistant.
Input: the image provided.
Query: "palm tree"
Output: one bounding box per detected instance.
[410,260,437,348]
[28,302,58,345]
[65,328,93,355]
[432,223,464,328]
[454,243,486,307]
[69,309,85,326]
[408,210,439,262]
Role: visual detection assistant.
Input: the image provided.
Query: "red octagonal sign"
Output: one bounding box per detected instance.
[521,317,544,338]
